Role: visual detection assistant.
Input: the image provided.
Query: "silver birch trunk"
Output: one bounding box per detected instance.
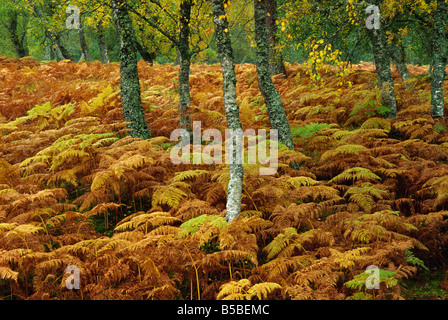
[178,0,193,144]
[431,0,447,118]
[211,0,244,223]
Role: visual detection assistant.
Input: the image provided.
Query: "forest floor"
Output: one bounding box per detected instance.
[0,56,447,300]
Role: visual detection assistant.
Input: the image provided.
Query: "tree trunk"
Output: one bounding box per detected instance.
[431,0,448,118]
[211,0,243,223]
[265,0,286,76]
[178,0,193,144]
[51,42,64,62]
[389,37,410,82]
[135,40,156,65]
[55,33,76,61]
[254,0,294,150]
[97,23,109,64]
[367,3,397,118]
[112,0,151,140]
[31,3,74,61]
[78,19,91,62]
[6,11,29,58]
[174,47,181,66]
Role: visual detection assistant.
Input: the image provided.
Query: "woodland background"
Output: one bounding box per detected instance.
[0,0,448,300]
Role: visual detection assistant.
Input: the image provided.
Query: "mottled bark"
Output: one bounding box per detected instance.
[431,0,448,118]
[97,23,109,64]
[254,0,294,150]
[178,0,193,143]
[389,37,410,82]
[367,4,397,118]
[265,0,286,76]
[211,0,243,223]
[135,40,156,64]
[78,20,91,62]
[112,0,151,139]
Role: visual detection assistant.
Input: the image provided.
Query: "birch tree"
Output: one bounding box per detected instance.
[211,0,244,223]
[111,0,151,139]
[254,0,294,150]
[430,0,447,118]
[366,2,397,118]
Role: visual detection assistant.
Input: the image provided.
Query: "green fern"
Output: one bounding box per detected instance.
[179,214,227,235]
[291,123,333,139]
[405,250,429,271]
[344,183,388,212]
[345,268,397,291]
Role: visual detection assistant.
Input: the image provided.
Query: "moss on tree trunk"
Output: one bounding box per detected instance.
[367,2,397,118]
[254,0,294,150]
[265,0,286,76]
[112,0,151,140]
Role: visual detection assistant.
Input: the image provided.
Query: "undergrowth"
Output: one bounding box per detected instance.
[0,56,447,300]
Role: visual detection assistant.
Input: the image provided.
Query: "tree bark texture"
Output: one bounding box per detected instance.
[254,0,294,150]
[96,23,109,64]
[431,0,448,118]
[135,40,156,64]
[367,5,397,118]
[78,19,91,62]
[265,0,286,76]
[178,0,193,143]
[112,0,151,140]
[211,0,243,223]
[388,37,410,82]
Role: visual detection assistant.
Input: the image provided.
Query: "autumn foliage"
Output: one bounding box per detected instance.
[0,56,447,300]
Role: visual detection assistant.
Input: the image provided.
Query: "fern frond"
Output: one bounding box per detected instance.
[172,170,209,182]
[247,282,282,300]
[179,214,227,236]
[330,247,370,269]
[114,211,181,233]
[90,170,115,192]
[360,117,391,132]
[345,183,388,212]
[423,175,448,206]
[285,176,320,188]
[296,185,341,202]
[47,169,78,186]
[321,144,369,162]
[152,182,190,208]
[81,85,118,114]
[217,279,251,300]
[175,200,220,220]
[330,167,381,184]
[0,266,19,281]
[264,227,299,260]
[345,268,397,291]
